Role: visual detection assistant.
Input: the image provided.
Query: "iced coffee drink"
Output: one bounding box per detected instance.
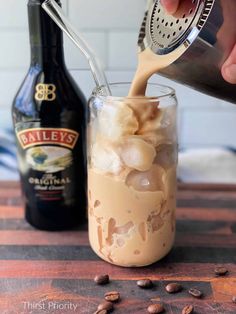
[88,83,177,267]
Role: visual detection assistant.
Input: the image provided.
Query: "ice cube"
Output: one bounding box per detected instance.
[140,130,167,147]
[155,143,177,169]
[163,167,177,198]
[120,137,156,171]
[98,101,139,139]
[91,140,123,175]
[160,106,177,141]
[125,165,165,192]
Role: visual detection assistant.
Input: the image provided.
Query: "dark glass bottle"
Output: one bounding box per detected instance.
[12,0,87,230]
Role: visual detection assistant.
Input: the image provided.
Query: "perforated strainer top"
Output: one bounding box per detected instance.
[143,0,214,55]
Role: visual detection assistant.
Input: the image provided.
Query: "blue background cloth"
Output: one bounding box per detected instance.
[0,128,19,180]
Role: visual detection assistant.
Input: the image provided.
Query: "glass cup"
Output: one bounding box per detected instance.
[87,83,178,267]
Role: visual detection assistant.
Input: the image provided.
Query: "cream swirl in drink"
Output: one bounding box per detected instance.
[88,84,177,267]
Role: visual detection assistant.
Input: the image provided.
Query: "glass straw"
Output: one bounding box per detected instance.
[42,0,111,95]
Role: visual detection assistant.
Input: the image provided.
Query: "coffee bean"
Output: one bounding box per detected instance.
[232,296,236,303]
[188,288,203,298]
[214,266,228,276]
[165,283,182,293]
[137,278,153,289]
[97,301,113,312]
[94,310,108,314]
[147,304,165,313]
[104,291,120,302]
[182,305,194,314]
[94,274,110,285]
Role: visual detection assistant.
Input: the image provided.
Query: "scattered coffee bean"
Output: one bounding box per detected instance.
[104,291,120,302]
[97,301,113,312]
[147,303,165,313]
[165,283,182,293]
[214,266,228,276]
[188,288,203,298]
[182,305,194,314]
[232,296,236,303]
[94,310,108,314]
[94,274,110,285]
[137,278,153,289]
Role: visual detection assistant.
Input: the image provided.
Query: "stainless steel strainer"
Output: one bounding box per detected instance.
[139,0,236,103]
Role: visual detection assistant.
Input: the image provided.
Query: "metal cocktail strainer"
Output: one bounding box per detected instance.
[139,0,236,103]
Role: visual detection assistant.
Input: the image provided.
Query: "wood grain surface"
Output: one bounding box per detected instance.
[0,182,235,314]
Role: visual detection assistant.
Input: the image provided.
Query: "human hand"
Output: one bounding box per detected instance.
[161,0,236,84]
[161,0,180,14]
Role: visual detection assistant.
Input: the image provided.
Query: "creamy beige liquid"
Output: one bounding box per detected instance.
[129,46,185,97]
[88,46,179,266]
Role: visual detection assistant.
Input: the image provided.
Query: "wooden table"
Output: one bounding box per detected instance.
[0,182,235,314]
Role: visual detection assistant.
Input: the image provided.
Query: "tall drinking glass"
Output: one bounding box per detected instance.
[88,83,177,267]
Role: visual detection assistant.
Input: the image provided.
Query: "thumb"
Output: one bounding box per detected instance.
[221,44,236,84]
[161,0,180,14]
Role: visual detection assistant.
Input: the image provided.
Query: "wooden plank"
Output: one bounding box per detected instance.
[0,206,23,219]
[0,278,212,300]
[1,183,236,206]
[0,278,214,313]
[177,207,236,222]
[1,278,234,314]
[0,206,235,221]
[0,183,21,206]
[0,182,20,189]
[0,218,233,238]
[0,230,88,245]
[177,198,236,209]
[0,183,235,201]
[178,183,236,192]
[0,196,233,208]
[0,188,21,198]
[0,245,234,263]
[0,261,235,281]
[0,197,22,206]
[0,218,33,230]
[0,197,236,209]
[176,220,233,235]
[3,195,235,209]
[175,234,236,248]
[0,299,234,314]
[178,190,236,206]
[0,218,88,231]
[211,279,236,303]
[0,231,235,248]
[178,190,236,199]
[1,181,236,192]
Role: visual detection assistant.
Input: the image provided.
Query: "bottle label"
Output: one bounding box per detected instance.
[16,127,80,202]
[17,128,79,150]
